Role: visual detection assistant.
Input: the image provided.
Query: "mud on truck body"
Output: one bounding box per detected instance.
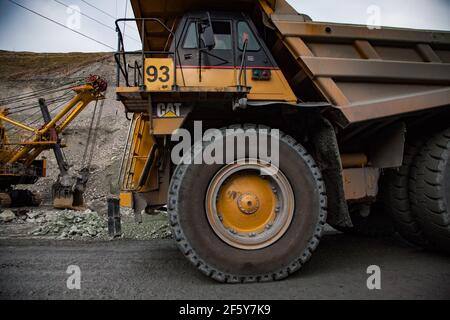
[115,0,450,282]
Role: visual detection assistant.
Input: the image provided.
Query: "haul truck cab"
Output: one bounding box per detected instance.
[116,0,450,282]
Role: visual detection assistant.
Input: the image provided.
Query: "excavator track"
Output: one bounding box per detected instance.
[0,190,41,208]
[0,192,12,208]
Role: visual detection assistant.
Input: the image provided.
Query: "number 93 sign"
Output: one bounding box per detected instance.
[144,58,174,91]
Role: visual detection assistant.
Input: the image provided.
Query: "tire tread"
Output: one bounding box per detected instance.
[168,125,327,283]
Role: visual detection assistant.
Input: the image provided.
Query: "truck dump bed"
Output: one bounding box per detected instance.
[130,0,450,126]
[265,9,450,126]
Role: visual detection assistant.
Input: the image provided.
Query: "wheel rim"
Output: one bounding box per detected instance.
[206,159,295,250]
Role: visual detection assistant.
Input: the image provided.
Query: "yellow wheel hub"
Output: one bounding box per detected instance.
[206,160,295,250]
[237,193,260,215]
[217,175,276,234]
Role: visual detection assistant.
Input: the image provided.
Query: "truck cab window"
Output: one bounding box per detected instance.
[183,20,232,50]
[238,21,260,51]
[183,22,198,49]
[209,21,232,50]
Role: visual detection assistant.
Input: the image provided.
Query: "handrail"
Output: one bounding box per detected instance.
[115,28,129,87]
[128,61,142,87]
[115,18,178,91]
[237,39,249,90]
[118,115,135,189]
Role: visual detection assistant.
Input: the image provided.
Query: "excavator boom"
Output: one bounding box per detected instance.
[0,75,107,208]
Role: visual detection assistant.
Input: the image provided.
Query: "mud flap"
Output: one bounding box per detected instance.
[132,192,145,223]
[107,197,122,237]
[310,117,352,228]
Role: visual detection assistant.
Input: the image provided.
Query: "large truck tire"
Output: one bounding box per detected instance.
[168,125,327,282]
[383,141,428,246]
[409,129,450,252]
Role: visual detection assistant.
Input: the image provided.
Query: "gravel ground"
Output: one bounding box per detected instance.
[0,233,449,300]
[0,207,172,241]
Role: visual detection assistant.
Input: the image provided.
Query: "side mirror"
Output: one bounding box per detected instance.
[201,24,215,51]
[199,13,215,51]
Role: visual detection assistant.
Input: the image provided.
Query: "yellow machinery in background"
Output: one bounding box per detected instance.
[0,75,107,208]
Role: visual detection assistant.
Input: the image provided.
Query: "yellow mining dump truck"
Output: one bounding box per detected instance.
[115,0,450,282]
[0,76,107,209]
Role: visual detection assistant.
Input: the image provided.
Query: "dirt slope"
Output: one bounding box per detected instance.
[0,51,129,204]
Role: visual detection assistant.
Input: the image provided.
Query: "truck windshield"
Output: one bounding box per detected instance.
[211,21,232,50]
[183,21,232,50]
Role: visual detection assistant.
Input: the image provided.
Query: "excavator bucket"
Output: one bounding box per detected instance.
[52,185,85,210]
[53,195,75,210]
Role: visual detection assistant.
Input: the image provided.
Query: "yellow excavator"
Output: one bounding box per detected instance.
[0,75,107,209]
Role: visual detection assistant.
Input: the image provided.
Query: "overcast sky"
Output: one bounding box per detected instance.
[0,0,449,52]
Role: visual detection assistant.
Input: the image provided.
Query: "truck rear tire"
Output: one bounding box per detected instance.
[409,129,450,252]
[383,141,428,246]
[168,125,327,282]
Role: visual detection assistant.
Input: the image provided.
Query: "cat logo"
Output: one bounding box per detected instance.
[156,103,181,118]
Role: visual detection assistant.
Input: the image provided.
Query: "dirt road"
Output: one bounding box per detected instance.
[0,234,449,300]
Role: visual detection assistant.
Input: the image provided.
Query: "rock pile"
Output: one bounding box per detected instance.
[30,210,107,239]
[0,206,172,240]
[0,208,107,239]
